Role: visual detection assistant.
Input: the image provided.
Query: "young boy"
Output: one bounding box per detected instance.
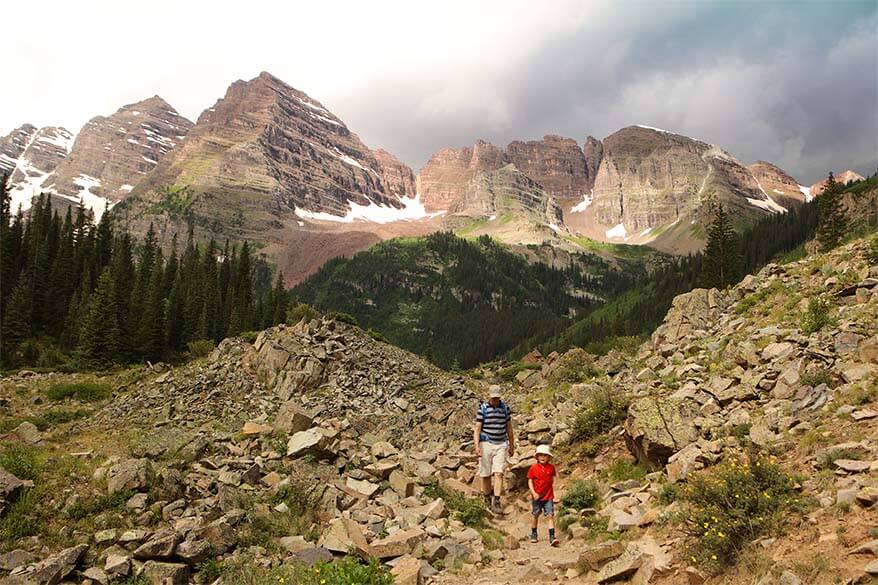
[527,444,559,546]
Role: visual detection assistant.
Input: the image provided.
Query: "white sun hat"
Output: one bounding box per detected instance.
[535,445,553,457]
[488,385,502,399]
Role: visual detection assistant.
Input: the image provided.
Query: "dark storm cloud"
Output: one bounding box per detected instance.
[346,1,877,185]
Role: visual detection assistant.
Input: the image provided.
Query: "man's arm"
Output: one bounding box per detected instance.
[474,422,482,456]
[506,419,515,456]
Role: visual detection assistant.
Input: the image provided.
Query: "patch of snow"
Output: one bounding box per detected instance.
[546,223,562,233]
[71,174,115,221]
[142,156,158,165]
[639,227,652,237]
[488,214,497,221]
[310,112,342,127]
[119,184,134,192]
[132,111,141,116]
[747,196,788,214]
[571,192,593,213]
[38,130,74,150]
[295,193,446,225]
[295,97,330,115]
[635,124,672,134]
[297,220,305,227]
[127,138,140,145]
[772,189,785,195]
[799,184,812,202]
[605,222,628,240]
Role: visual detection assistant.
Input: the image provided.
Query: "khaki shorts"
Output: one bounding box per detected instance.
[479,441,508,476]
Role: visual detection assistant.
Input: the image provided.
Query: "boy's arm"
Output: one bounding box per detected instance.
[528,477,538,500]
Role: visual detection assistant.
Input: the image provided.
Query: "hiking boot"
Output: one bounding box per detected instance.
[483,494,492,508]
[491,496,503,514]
[530,533,538,543]
[550,538,560,547]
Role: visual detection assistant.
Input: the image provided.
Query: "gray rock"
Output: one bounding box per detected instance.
[7,544,88,585]
[141,561,189,585]
[106,459,154,494]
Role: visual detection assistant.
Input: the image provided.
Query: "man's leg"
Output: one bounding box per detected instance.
[478,442,492,505]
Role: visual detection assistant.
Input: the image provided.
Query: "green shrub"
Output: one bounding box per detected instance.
[366,328,389,343]
[547,349,602,385]
[571,388,629,442]
[187,339,216,357]
[288,302,320,324]
[0,488,39,543]
[680,453,800,572]
[222,556,393,585]
[818,447,862,470]
[800,368,833,388]
[448,493,487,527]
[46,382,111,402]
[866,237,878,265]
[66,490,132,519]
[498,362,541,382]
[657,482,680,505]
[478,528,505,550]
[0,443,40,480]
[329,312,359,326]
[800,296,836,334]
[239,331,260,344]
[561,480,600,510]
[36,409,91,429]
[606,459,648,482]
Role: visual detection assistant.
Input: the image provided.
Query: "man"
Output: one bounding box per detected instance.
[474,384,514,514]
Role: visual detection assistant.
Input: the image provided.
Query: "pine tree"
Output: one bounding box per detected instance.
[700,204,742,289]
[1,278,32,365]
[78,269,121,369]
[816,172,847,251]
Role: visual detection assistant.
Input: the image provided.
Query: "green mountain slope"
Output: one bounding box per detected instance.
[292,232,634,368]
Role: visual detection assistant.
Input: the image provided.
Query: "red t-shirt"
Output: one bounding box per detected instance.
[527,462,556,501]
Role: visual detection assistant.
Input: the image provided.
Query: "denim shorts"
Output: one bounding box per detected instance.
[532,499,554,517]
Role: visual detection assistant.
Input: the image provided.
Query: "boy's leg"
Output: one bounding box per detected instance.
[546,502,559,546]
[530,500,540,542]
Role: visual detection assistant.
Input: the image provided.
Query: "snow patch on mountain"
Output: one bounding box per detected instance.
[571,192,593,213]
[605,222,628,240]
[295,194,445,225]
[747,196,787,214]
[799,184,812,202]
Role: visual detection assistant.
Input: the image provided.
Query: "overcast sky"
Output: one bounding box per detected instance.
[3,0,876,184]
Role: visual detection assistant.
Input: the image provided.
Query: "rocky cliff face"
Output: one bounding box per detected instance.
[748,161,807,208]
[46,96,192,216]
[373,149,416,199]
[0,124,38,175]
[417,135,592,215]
[810,170,866,197]
[1,125,75,215]
[122,72,418,245]
[583,135,603,192]
[584,126,783,251]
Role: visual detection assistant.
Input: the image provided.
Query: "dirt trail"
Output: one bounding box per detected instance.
[435,491,590,585]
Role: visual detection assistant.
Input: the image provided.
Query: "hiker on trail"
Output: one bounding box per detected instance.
[474,384,514,514]
[528,444,559,546]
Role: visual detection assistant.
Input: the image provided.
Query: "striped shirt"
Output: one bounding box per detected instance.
[475,401,511,444]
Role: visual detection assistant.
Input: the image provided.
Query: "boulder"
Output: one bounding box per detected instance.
[319,518,373,559]
[370,527,426,559]
[577,540,624,571]
[133,530,180,560]
[274,401,314,434]
[286,428,335,458]
[106,459,154,494]
[7,544,88,585]
[623,398,699,466]
[10,422,41,445]
[141,561,189,585]
[0,469,26,513]
[390,556,422,585]
[595,548,643,583]
[389,470,416,497]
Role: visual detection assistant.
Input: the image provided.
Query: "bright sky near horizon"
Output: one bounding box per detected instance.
[3,0,876,184]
